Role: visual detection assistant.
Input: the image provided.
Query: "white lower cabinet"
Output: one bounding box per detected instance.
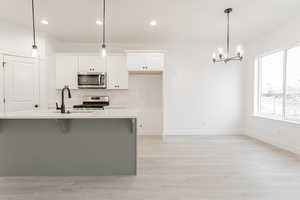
[56,56,78,89]
[107,55,128,90]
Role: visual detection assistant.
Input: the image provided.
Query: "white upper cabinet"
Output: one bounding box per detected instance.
[78,56,106,73]
[127,53,146,71]
[55,54,129,90]
[107,55,128,90]
[56,56,78,89]
[146,53,165,71]
[126,52,164,72]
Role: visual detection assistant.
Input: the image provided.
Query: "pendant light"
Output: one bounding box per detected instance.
[31,0,38,57]
[101,0,107,57]
[212,8,243,64]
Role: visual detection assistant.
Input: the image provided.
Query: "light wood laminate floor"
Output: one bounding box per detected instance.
[1,135,300,200]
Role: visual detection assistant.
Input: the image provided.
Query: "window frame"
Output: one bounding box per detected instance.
[254,44,300,124]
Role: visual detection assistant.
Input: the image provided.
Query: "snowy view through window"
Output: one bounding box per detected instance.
[259,46,300,121]
[286,46,300,120]
[260,51,283,117]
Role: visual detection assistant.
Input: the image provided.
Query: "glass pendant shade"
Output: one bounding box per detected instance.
[32,45,38,57]
[100,0,107,58]
[101,45,107,57]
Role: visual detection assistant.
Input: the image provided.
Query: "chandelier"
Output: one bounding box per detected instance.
[212,8,243,64]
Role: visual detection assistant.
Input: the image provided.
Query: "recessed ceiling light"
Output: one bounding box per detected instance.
[96,20,103,25]
[40,20,48,25]
[149,20,157,26]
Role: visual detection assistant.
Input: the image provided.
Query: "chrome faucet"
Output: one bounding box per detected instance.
[56,86,72,113]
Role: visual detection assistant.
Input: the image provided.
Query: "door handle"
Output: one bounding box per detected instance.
[34,104,39,108]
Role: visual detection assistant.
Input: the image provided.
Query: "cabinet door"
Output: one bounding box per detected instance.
[127,53,164,72]
[0,55,4,113]
[146,53,164,71]
[107,55,128,90]
[56,56,78,89]
[4,56,40,112]
[78,56,106,72]
[127,53,147,71]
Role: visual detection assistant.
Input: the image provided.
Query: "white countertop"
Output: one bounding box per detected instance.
[0,109,138,119]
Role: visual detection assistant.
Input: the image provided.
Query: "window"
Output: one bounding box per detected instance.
[256,45,300,122]
[259,51,284,117]
[286,46,300,121]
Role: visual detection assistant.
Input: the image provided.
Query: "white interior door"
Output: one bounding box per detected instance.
[0,55,4,113]
[4,56,40,112]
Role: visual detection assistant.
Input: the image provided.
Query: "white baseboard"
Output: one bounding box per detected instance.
[244,129,300,155]
[138,131,162,135]
[164,129,242,136]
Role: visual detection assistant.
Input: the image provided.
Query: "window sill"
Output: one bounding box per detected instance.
[252,114,300,126]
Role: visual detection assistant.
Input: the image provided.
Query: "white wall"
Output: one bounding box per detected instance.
[163,43,243,135]
[52,41,243,135]
[0,20,46,58]
[243,16,300,154]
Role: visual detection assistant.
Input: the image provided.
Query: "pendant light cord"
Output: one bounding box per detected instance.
[102,0,106,46]
[32,0,36,46]
[226,12,230,57]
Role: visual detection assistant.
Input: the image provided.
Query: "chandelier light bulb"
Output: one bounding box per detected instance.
[218,48,224,58]
[96,20,103,25]
[236,45,243,56]
[218,48,223,54]
[212,52,217,59]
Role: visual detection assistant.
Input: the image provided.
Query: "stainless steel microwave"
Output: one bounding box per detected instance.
[77,72,107,89]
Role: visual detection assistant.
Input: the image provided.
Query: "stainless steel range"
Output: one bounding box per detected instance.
[73,96,109,110]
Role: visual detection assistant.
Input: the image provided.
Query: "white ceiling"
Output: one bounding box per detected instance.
[0,0,299,43]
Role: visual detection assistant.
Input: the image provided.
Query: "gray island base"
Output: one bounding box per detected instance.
[0,110,137,176]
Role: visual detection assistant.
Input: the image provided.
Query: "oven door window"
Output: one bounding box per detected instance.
[78,75,100,86]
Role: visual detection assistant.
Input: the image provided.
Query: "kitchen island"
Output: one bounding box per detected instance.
[0,109,137,176]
